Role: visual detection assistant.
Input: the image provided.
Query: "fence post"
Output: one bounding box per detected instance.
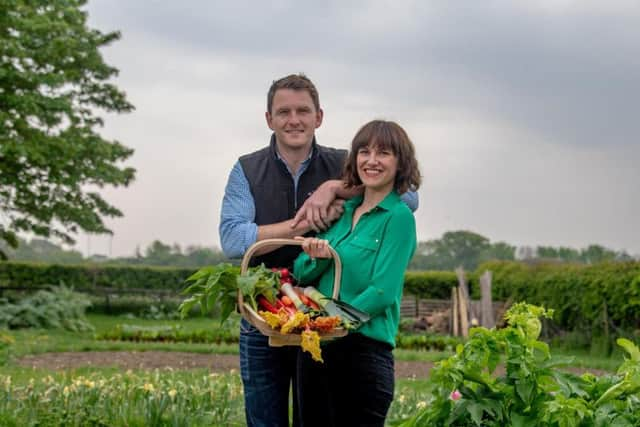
[480,270,495,328]
[451,286,459,336]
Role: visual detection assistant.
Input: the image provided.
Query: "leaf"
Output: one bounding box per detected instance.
[516,379,536,405]
[467,402,484,426]
[541,356,575,369]
[617,338,640,362]
[237,275,259,296]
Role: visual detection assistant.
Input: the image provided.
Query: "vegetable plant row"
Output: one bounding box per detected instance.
[94,323,460,351]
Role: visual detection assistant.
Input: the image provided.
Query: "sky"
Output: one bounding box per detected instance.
[77,0,640,258]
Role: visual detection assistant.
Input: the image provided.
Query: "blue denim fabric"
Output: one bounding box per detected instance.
[297,333,394,427]
[240,318,299,427]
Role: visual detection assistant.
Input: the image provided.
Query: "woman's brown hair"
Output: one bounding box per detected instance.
[343,120,421,194]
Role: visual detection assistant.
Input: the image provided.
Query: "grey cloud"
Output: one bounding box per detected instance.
[81,1,640,256]
[89,1,640,147]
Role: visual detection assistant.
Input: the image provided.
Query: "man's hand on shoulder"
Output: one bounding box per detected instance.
[291,180,341,231]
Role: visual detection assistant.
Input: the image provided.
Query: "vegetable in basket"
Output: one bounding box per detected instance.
[304,286,370,330]
[178,263,280,323]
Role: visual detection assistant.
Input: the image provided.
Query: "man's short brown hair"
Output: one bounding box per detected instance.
[267,74,320,114]
[343,120,421,194]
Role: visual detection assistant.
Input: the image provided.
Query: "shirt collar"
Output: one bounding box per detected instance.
[345,190,401,212]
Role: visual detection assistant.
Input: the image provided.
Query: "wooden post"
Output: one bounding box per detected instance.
[455,267,477,335]
[479,270,495,328]
[451,286,459,336]
[457,285,469,337]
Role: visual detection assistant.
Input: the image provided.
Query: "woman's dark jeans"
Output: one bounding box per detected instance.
[239,319,299,427]
[296,333,395,427]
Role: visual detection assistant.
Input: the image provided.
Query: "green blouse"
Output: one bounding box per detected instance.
[293,190,416,347]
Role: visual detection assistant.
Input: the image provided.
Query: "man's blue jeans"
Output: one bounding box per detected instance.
[240,318,299,427]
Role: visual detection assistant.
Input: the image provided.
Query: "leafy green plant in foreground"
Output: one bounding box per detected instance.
[400,303,640,427]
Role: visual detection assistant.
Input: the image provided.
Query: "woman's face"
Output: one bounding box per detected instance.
[356,143,398,193]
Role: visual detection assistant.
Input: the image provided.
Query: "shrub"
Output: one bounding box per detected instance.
[400,303,640,426]
[477,260,640,334]
[404,271,458,299]
[0,261,195,291]
[0,285,93,331]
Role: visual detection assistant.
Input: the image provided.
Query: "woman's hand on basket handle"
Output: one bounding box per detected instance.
[294,236,332,259]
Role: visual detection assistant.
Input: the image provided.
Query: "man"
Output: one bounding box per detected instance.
[219,74,417,427]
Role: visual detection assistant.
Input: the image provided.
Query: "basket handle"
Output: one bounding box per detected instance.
[238,238,342,310]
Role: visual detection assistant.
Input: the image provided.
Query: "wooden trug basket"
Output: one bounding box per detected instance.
[238,238,348,347]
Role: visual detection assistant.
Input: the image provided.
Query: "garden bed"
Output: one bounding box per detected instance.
[15,351,608,378]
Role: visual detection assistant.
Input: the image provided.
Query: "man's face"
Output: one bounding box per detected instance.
[266,89,323,151]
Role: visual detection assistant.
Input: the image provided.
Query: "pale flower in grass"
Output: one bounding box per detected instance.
[143,383,155,392]
[168,389,177,399]
[416,401,427,410]
[63,386,70,396]
[450,390,462,401]
[398,394,406,404]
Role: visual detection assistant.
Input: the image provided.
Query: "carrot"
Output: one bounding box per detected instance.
[281,295,294,307]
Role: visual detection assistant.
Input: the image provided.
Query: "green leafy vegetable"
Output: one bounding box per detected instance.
[178,263,280,324]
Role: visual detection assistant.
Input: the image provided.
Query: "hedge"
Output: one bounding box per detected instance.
[0,261,459,299]
[3,260,639,334]
[0,261,195,291]
[404,270,458,299]
[476,260,640,333]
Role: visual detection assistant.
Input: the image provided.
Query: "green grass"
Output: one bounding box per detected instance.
[7,313,240,358]
[554,348,624,372]
[1,313,624,373]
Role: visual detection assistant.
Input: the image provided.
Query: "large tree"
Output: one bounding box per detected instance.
[0,0,135,259]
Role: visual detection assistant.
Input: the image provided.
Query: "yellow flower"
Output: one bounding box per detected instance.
[0,333,14,345]
[168,389,177,398]
[260,310,288,329]
[398,394,406,404]
[281,312,309,334]
[63,386,70,396]
[416,401,427,409]
[300,330,323,363]
[143,383,155,392]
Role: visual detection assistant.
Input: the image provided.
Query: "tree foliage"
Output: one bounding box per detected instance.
[410,230,516,271]
[0,236,231,267]
[0,0,135,259]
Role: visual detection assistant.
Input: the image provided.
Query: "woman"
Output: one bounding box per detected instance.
[293,119,421,427]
